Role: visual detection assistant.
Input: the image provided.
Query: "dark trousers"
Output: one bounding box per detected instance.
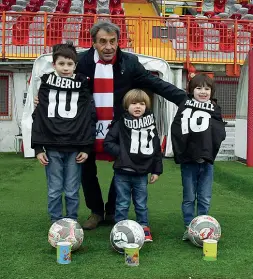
[81,151,116,217]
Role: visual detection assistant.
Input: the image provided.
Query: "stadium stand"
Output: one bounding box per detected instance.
[0,0,252,64]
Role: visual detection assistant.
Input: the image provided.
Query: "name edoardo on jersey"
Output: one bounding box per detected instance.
[31,72,96,148]
[171,97,226,164]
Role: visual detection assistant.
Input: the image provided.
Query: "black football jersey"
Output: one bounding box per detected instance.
[104,111,163,175]
[31,72,96,149]
[171,97,226,164]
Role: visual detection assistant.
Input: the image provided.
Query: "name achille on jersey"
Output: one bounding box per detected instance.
[124,114,155,129]
[46,74,81,89]
[185,99,214,111]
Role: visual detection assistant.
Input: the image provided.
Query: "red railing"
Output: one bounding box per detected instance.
[0,12,252,67]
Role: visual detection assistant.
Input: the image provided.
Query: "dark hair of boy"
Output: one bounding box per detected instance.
[52,41,77,64]
[188,73,215,99]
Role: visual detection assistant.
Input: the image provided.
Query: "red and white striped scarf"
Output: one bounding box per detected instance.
[93,49,116,160]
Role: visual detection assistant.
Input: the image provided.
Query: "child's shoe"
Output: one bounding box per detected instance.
[143,226,153,242]
[182,226,189,241]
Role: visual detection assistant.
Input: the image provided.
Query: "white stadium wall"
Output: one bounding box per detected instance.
[235,119,247,159]
[0,72,31,152]
[235,53,249,160]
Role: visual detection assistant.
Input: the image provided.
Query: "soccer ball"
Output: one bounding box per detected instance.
[48,218,84,251]
[110,220,145,254]
[188,215,221,247]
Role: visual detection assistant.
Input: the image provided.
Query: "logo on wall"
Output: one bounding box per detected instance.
[23,91,27,106]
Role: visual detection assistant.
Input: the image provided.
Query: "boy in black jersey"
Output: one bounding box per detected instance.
[104,89,163,242]
[31,42,96,224]
[171,74,226,240]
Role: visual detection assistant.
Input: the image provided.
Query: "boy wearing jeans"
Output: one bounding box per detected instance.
[104,89,163,242]
[32,42,96,223]
[171,74,226,240]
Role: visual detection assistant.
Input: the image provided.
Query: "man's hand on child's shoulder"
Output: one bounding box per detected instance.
[149,174,159,184]
[36,152,49,166]
[76,152,88,163]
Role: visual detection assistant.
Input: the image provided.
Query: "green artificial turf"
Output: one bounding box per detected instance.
[1,153,253,279]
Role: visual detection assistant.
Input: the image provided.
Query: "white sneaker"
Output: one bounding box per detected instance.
[182,227,189,241]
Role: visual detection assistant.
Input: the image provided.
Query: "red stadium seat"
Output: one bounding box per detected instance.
[29,0,44,7]
[204,11,216,18]
[0,3,9,11]
[230,13,242,19]
[219,25,235,52]
[79,10,96,48]
[46,16,67,46]
[188,22,204,51]
[240,0,249,7]
[11,0,39,45]
[84,0,96,9]
[12,15,33,45]
[111,7,124,15]
[57,0,70,9]
[58,0,70,7]
[26,4,40,12]
[214,0,226,13]
[85,7,96,14]
[109,0,121,12]
[246,4,253,14]
[2,0,15,7]
[54,0,71,13]
[55,5,69,13]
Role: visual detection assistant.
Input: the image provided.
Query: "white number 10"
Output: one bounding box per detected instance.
[48,89,79,119]
[181,108,211,135]
[130,125,155,155]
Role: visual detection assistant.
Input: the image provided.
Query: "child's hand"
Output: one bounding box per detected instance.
[76,152,88,163]
[34,96,39,107]
[36,152,49,166]
[149,174,159,184]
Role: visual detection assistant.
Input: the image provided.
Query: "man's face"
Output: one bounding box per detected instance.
[93,29,118,62]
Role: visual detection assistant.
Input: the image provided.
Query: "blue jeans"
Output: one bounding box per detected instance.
[45,150,81,222]
[114,173,149,226]
[181,162,213,226]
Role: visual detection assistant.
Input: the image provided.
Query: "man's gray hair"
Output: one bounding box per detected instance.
[90,21,120,43]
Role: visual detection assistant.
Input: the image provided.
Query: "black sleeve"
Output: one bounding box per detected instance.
[78,144,94,155]
[90,96,97,125]
[213,104,224,122]
[90,96,97,142]
[32,108,37,120]
[82,96,97,153]
[34,145,44,156]
[104,121,120,157]
[75,52,89,75]
[213,105,226,142]
[152,138,163,175]
[132,57,186,106]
